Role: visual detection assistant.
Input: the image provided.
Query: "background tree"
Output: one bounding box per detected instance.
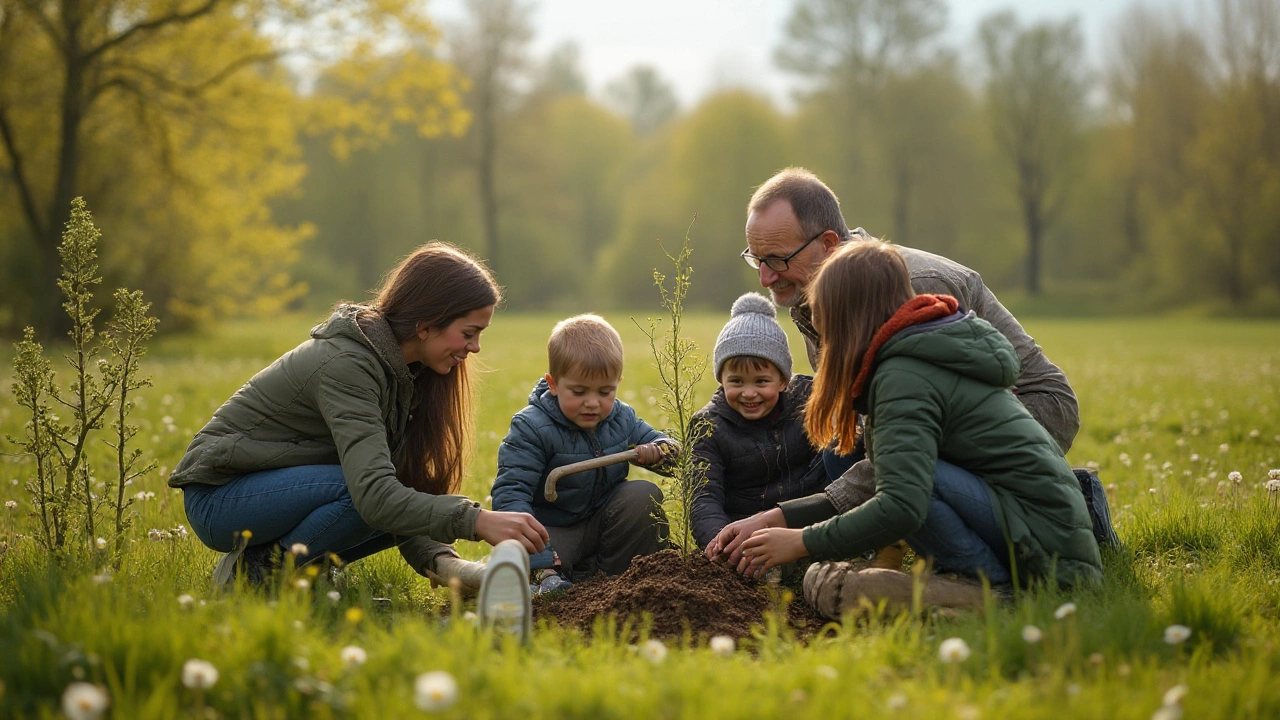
[0,0,468,332]
[450,0,535,281]
[605,66,680,136]
[978,11,1088,295]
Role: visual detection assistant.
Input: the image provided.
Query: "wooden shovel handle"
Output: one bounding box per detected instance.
[544,449,639,502]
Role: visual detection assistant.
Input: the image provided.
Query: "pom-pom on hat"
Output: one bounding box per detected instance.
[713,293,793,381]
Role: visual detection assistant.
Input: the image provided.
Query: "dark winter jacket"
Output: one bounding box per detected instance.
[801,296,1103,588]
[791,234,1080,452]
[491,378,670,527]
[689,375,830,548]
[169,305,481,551]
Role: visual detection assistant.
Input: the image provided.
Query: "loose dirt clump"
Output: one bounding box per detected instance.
[534,549,826,641]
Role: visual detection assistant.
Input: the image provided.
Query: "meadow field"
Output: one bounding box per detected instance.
[1,313,1279,719]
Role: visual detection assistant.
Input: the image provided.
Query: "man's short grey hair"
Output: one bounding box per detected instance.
[748,167,852,241]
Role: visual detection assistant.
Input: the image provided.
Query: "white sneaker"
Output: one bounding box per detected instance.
[477,539,532,645]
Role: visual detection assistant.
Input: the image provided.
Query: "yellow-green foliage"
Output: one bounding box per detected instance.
[1,315,1279,718]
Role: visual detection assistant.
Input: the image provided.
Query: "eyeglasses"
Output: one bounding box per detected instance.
[740,230,828,272]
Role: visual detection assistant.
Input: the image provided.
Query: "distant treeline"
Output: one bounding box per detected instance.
[3,0,1278,334]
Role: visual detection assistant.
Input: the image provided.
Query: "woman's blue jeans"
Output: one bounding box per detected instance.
[905,459,1011,585]
[183,465,396,565]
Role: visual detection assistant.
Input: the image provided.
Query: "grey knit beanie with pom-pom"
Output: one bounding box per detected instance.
[713,292,793,381]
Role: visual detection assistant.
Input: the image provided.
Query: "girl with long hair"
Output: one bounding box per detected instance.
[734,241,1101,615]
[171,242,547,590]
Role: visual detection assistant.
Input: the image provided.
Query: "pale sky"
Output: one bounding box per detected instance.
[430,0,1196,109]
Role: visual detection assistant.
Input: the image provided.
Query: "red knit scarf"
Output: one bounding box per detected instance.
[849,294,959,400]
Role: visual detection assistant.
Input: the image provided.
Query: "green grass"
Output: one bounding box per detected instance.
[2,314,1279,718]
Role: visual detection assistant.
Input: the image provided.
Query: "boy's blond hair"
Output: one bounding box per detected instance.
[548,314,624,380]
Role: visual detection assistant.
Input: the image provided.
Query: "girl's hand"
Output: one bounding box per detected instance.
[739,527,809,578]
[706,507,786,566]
[474,509,549,554]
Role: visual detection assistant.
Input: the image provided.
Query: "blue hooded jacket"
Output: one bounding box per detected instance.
[491,378,670,527]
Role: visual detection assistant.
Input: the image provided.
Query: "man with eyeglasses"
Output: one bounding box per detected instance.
[707,167,1099,578]
[740,167,1079,455]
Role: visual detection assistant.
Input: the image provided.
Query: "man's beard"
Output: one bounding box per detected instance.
[769,280,801,308]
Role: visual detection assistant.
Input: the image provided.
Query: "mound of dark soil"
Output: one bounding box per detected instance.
[533,549,826,641]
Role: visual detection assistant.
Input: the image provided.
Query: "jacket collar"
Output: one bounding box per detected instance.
[850,294,959,400]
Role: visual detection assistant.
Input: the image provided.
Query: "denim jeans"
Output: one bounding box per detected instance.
[905,459,1011,585]
[183,465,397,565]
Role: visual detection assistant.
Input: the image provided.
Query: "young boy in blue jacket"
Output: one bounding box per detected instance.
[491,314,674,589]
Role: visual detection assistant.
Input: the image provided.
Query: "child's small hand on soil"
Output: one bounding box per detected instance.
[739,527,808,578]
[708,507,786,569]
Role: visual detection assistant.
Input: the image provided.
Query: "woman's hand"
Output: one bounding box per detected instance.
[739,527,809,578]
[705,507,786,566]
[474,509,550,554]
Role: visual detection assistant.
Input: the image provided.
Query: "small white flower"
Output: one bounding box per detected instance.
[1219,443,1229,454]
[61,682,109,720]
[641,639,668,664]
[708,635,735,657]
[294,579,310,590]
[1151,706,1183,720]
[1054,602,1077,620]
[815,664,838,680]
[1229,471,1242,484]
[957,703,981,719]
[1067,683,1081,696]
[91,570,111,585]
[340,645,367,666]
[414,670,458,711]
[290,543,308,556]
[1250,429,1260,438]
[463,610,478,625]
[886,692,908,710]
[1163,624,1192,644]
[1270,469,1280,481]
[1190,453,1200,463]
[326,590,342,603]
[176,594,195,609]
[4,500,16,509]
[1265,479,1280,494]
[95,537,106,549]
[1021,625,1043,644]
[938,637,970,663]
[1162,684,1189,706]
[181,658,219,689]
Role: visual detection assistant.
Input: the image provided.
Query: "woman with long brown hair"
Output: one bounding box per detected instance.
[724,241,1102,615]
[171,242,547,595]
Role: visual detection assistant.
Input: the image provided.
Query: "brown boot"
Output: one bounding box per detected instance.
[804,564,987,620]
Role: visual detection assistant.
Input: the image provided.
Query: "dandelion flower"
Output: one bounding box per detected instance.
[1054,602,1077,620]
[326,590,341,604]
[1219,443,1229,453]
[176,594,195,609]
[345,607,363,624]
[1151,706,1183,720]
[4,500,16,509]
[886,692,908,710]
[938,637,970,663]
[181,659,219,689]
[94,537,106,550]
[294,579,310,590]
[1265,479,1280,494]
[1229,471,1242,484]
[290,543,308,556]
[1163,624,1192,644]
[1021,625,1043,644]
[815,664,838,680]
[1269,469,1279,481]
[1162,684,1189,706]
[414,671,458,711]
[709,635,735,657]
[641,639,668,664]
[61,682,109,720]
[340,645,367,666]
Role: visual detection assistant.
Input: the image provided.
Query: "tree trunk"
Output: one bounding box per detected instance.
[43,10,87,338]
[477,85,500,278]
[892,155,910,247]
[1023,194,1043,296]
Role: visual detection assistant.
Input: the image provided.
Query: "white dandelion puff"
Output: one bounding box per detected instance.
[413,671,458,711]
[176,594,195,609]
[340,645,367,666]
[290,543,308,556]
[326,590,341,604]
[1054,602,1077,620]
[5,500,17,509]
[1229,471,1242,484]
[95,537,106,549]
[815,664,838,680]
[708,635,735,657]
[1162,684,1189,706]
[1021,625,1043,644]
[61,682,109,720]
[1163,625,1192,644]
[641,639,668,664]
[938,637,971,663]
[181,659,219,689]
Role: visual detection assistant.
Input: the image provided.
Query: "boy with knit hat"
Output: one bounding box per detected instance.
[690,293,830,550]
